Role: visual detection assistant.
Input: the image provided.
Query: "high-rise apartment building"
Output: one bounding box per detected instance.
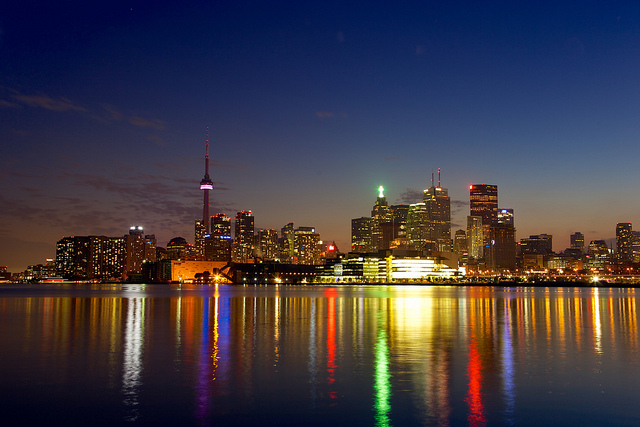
[281,222,295,262]
[195,219,207,258]
[294,227,321,265]
[632,231,640,263]
[124,226,156,279]
[211,213,231,238]
[232,211,255,263]
[258,229,279,260]
[207,213,232,262]
[616,222,633,263]
[469,184,498,248]
[235,211,255,245]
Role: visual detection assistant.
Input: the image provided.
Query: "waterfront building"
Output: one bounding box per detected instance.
[170,260,231,283]
[55,234,125,280]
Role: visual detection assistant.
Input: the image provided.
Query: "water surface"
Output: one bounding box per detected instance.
[1,284,638,426]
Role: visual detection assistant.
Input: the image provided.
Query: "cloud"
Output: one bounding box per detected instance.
[147,134,166,147]
[0,99,20,108]
[128,116,165,130]
[385,156,403,162]
[316,111,334,118]
[102,104,123,121]
[451,199,469,216]
[398,188,423,204]
[12,93,86,112]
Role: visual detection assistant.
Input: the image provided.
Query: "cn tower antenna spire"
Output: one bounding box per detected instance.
[205,127,210,176]
[200,128,214,233]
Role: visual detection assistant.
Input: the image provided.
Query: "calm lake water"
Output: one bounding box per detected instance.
[1,284,638,426]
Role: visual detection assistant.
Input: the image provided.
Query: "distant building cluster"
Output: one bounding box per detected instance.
[4,139,640,284]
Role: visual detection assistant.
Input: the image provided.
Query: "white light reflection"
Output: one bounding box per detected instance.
[122,297,145,422]
[593,288,602,355]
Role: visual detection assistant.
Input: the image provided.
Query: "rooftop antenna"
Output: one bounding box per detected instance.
[438,167,441,187]
[431,170,434,188]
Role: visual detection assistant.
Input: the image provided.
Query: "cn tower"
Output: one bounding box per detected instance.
[199,128,214,233]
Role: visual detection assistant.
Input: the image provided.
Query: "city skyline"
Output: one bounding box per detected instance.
[3,1,640,272]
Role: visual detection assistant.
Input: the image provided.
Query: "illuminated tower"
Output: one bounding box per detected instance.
[200,128,214,228]
[371,186,393,251]
[196,129,214,257]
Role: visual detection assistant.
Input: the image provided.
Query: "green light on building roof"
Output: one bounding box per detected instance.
[378,185,385,198]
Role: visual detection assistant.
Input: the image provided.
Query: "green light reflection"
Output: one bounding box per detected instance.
[374,320,391,426]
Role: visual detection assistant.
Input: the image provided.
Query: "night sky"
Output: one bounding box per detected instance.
[2,1,640,272]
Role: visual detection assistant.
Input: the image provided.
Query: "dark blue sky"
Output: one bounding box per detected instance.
[2,1,640,271]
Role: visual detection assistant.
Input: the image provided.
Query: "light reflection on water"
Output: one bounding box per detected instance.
[0,284,639,426]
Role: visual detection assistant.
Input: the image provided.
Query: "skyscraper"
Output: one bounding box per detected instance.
[423,169,451,252]
[371,186,393,251]
[616,222,633,263]
[467,216,483,260]
[489,209,516,271]
[294,227,321,265]
[570,232,585,253]
[208,213,232,262]
[407,202,429,250]
[232,210,255,262]
[211,213,231,238]
[469,184,498,248]
[351,217,373,252]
